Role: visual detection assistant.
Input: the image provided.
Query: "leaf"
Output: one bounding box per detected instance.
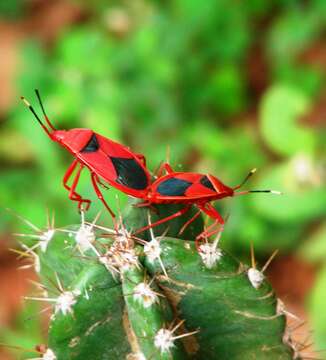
[297,222,326,263]
[267,9,323,62]
[260,85,316,156]
[250,162,326,223]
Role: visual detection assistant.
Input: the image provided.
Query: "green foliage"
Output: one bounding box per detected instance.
[260,85,315,157]
[298,222,326,263]
[251,162,326,223]
[267,7,324,63]
[0,0,24,19]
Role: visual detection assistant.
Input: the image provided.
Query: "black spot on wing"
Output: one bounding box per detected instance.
[200,176,216,191]
[157,177,192,196]
[81,134,99,153]
[110,157,148,190]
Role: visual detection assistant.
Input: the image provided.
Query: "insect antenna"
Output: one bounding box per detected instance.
[35,89,56,130]
[233,168,257,190]
[20,95,52,137]
[233,169,282,196]
[235,189,282,196]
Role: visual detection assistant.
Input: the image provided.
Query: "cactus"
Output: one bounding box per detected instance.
[19,201,296,360]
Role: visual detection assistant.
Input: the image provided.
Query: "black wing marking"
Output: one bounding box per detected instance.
[110,157,149,190]
[200,175,216,191]
[81,134,99,153]
[157,177,192,196]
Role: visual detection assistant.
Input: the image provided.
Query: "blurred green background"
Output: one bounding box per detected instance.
[0,0,325,358]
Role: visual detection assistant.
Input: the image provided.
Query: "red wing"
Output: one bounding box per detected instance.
[76,133,150,195]
[96,135,134,158]
[184,182,216,197]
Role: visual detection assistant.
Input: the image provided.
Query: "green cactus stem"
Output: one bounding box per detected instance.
[18,202,296,359]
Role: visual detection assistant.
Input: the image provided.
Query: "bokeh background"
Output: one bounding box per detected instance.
[0,0,325,358]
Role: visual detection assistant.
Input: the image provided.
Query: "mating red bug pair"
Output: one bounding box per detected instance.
[21,90,279,240]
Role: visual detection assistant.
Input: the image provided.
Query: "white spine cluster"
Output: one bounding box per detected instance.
[71,211,103,254]
[25,274,81,318]
[55,290,81,316]
[247,247,278,289]
[198,242,222,269]
[118,249,139,272]
[11,210,56,254]
[108,225,139,272]
[144,238,162,263]
[153,321,199,355]
[75,223,96,253]
[114,227,132,247]
[247,268,264,289]
[95,229,139,275]
[141,220,169,279]
[154,328,175,354]
[198,230,223,269]
[89,222,139,278]
[133,282,158,308]
[42,349,57,360]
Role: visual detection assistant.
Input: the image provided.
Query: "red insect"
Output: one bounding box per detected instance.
[21,90,151,218]
[133,163,279,240]
[22,90,279,241]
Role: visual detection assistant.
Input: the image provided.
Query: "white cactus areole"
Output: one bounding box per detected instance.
[42,348,57,360]
[55,290,81,316]
[247,268,265,289]
[154,328,175,354]
[133,282,158,308]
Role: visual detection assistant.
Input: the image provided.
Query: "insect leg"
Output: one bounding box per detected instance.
[133,204,191,235]
[197,203,224,225]
[178,209,202,235]
[63,160,91,210]
[155,162,174,178]
[133,201,159,214]
[69,164,91,211]
[133,201,153,208]
[90,173,116,218]
[63,159,79,192]
[163,163,174,174]
[196,203,225,241]
[200,224,223,239]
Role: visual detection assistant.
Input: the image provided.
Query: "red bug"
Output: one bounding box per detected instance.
[133,163,280,240]
[21,90,151,218]
[22,90,279,241]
